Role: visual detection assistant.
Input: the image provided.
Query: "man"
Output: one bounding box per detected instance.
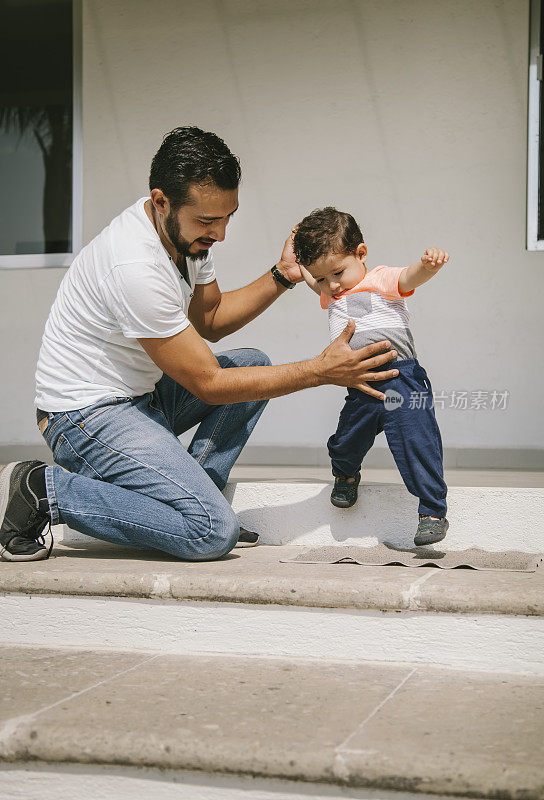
[0,127,398,562]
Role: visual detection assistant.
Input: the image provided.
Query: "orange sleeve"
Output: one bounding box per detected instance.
[361,265,414,299]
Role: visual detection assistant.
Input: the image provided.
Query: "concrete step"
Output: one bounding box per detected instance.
[2,543,543,674]
[1,644,543,800]
[59,469,544,552]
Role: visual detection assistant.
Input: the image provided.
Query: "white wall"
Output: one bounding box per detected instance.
[1,0,542,462]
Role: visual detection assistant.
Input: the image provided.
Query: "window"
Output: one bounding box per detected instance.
[0,0,81,268]
[528,0,544,249]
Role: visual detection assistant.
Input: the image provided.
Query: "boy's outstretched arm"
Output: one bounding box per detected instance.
[399,247,450,294]
[299,264,321,295]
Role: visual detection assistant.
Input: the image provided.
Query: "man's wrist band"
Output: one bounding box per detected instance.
[271,264,295,289]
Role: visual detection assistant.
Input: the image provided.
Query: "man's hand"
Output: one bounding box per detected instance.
[275,229,304,284]
[299,263,321,295]
[139,320,398,405]
[315,319,398,400]
[421,247,449,273]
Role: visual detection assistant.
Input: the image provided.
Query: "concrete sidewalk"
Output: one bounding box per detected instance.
[2,537,543,797]
[1,645,543,798]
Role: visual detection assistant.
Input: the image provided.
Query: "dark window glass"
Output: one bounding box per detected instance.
[0,0,73,256]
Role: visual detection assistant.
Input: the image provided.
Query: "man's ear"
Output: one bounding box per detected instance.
[150,188,169,217]
[356,243,368,262]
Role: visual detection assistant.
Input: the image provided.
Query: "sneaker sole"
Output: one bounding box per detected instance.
[331,497,357,508]
[0,462,50,562]
[234,533,260,548]
[414,531,448,546]
[0,542,49,562]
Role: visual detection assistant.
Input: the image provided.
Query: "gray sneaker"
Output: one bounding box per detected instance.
[0,461,52,561]
[414,515,449,547]
[331,472,361,509]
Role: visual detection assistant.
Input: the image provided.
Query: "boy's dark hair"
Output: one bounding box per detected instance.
[293,207,364,267]
[149,126,241,209]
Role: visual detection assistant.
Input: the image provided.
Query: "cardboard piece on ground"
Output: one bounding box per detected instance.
[281,543,543,572]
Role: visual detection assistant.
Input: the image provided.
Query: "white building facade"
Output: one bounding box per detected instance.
[0,0,542,469]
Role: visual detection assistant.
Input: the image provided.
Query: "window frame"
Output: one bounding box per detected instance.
[0,0,82,269]
[528,0,544,250]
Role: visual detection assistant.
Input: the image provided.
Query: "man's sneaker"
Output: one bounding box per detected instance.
[330,471,361,508]
[235,527,259,548]
[0,461,53,562]
[414,515,449,546]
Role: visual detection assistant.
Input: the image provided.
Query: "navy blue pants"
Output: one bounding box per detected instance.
[327,358,447,517]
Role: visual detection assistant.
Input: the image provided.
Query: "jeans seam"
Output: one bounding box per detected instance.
[57,509,215,540]
[148,395,164,414]
[173,394,203,432]
[67,424,214,533]
[45,466,61,526]
[148,395,177,431]
[196,404,229,465]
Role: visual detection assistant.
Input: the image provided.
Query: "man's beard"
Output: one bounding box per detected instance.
[164,211,209,261]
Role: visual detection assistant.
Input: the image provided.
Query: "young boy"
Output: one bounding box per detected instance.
[293,207,449,546]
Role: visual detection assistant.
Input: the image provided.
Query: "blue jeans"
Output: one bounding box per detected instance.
[327,359,447,518]
[39,348,270,560]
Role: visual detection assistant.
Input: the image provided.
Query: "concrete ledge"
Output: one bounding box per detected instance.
[1,646,543,799]
[2,544,543,673]
[227,483,544,552]
[1,543,543,617]
[2,443,544,470]
[0,763,476,800]
[4,592,543,672]
[239,445,544,471]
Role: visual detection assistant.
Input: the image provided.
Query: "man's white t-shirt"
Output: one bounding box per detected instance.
[35,198,216,411]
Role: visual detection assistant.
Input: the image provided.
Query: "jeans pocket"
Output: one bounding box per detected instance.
[53,434,103,480]
[414,364,433,395]
[78,406,112,425]
[41,413,68,450]
[78,397,131,425]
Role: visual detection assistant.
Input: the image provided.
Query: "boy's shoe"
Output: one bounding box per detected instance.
[235,527,259,547]
[0,461,53,562]
[414,515,449,546]
[330,471,361,508]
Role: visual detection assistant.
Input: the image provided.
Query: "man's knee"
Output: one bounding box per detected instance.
[182,502,240,561]
[245,348,272,368]
[207,514,240,559]
[219,348,272,369]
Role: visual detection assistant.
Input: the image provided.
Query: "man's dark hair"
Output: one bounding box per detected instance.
[293,207,364,267]
[149,126,241,208]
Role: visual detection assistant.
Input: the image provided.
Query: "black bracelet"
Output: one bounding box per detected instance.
[270,264,295,289]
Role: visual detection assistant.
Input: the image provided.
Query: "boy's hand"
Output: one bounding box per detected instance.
[275,229,304,284]
[421,247,449,273]
[399,247,451,293]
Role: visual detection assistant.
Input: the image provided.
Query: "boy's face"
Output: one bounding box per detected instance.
[307,244,367,298]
